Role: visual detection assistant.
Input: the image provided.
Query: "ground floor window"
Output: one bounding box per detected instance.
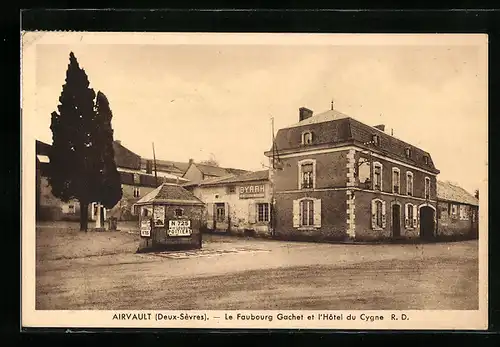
[216,203,225,222]
[293,198,321,228]
[405,203,417,228]
[374,201,383,228]
[300,199,314,226]
[257,203,270,222]
[371,199,386,229]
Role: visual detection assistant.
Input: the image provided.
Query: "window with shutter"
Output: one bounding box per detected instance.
[372,199,384,229]
[373,162,382,191]
[313,199,322,228]
[425,177,431,199]
[406,172,414,196]
[381,201,387,228]
[371,200,376,229]
[405,203,413,228]
[292,200,300,227]
[412,205,418,228]
[392,168,400,194]
[299,199,314,227]
[301,164,314,189]
[298,159,316,190]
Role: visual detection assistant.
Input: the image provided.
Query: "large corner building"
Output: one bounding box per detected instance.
[265,107,440,242]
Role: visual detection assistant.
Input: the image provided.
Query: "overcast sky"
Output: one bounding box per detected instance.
[26,33,487,194]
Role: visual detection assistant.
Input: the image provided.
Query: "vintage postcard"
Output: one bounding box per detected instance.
[21,32,488,330]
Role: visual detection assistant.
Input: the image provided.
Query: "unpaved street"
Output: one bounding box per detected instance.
[35,223,479,310]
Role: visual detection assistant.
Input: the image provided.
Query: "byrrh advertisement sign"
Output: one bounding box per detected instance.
[239,184,266,199]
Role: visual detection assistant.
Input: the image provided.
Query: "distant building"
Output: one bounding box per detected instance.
[183,170,272,236]
[436,181,479,239]
[35,139,189,222]
[140,157,190,178]
[182,161,249,182]
[265,106,440,242]
[36,140,79,221]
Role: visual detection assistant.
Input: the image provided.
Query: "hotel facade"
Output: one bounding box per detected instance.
[265,107,440,242]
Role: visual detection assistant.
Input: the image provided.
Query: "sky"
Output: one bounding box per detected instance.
[25,33,488,195]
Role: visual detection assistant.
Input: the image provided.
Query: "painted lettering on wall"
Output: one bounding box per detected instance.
[239,184,266,199]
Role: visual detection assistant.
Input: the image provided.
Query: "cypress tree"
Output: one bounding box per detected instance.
[95,91,122,209]
[49,52,101,231]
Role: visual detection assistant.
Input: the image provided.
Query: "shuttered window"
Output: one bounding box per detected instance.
[293,198,321,228]
[392,168,400,194]
[301,199,314,226]
[371,199,386,229]
[405,203,418,228]
[406,172,414,196]
[373,163,382,191]
[301,163,314,189]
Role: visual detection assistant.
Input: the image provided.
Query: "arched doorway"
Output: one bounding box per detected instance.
[419,206,435,240]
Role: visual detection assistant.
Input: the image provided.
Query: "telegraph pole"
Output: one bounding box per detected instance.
[152,142,158,186]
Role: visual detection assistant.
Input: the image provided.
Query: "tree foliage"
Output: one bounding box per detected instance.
[49,52,122,230]
[95,91,122,209]
[199,153,220,167]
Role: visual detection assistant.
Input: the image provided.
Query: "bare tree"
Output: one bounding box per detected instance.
[199,153,219,167]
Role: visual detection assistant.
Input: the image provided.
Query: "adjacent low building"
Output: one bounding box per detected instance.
[183,170,272,236]
[436,181,479,240]
[182,161,249,182]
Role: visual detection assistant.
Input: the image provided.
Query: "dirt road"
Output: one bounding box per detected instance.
[35,225,479,310]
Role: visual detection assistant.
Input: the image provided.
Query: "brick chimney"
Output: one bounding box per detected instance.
[374,124,385,132]
[299,107,313,121]
[188,158,194,165]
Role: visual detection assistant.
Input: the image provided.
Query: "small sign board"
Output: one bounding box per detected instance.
[239,184,266,199]
[140,220,151,237]
[167,219,192,237]
[153,205,165,227]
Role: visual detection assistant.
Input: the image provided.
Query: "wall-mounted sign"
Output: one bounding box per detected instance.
[140,219,151,237]
[153,205,165,227]
[167,219,192,237]
[239,184,266,199]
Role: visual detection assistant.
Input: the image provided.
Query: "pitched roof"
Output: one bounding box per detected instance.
[437,181,479,206]
[134,183,204,206]
[183,170,269,188]
[209,170,269,185]
[140,158,189,175]
[266,108,439,174]
[182,174,235,188]
[287,109,350,128]
[112,141,141,170]
[193,163,249,177]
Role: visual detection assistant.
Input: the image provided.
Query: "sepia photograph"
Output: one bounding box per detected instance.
[21,32,488,329]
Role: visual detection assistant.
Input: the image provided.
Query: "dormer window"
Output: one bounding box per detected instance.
[405,147,412,158]
[372,134,380,146]
[423,155,429,165]
[302,131,313,145]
